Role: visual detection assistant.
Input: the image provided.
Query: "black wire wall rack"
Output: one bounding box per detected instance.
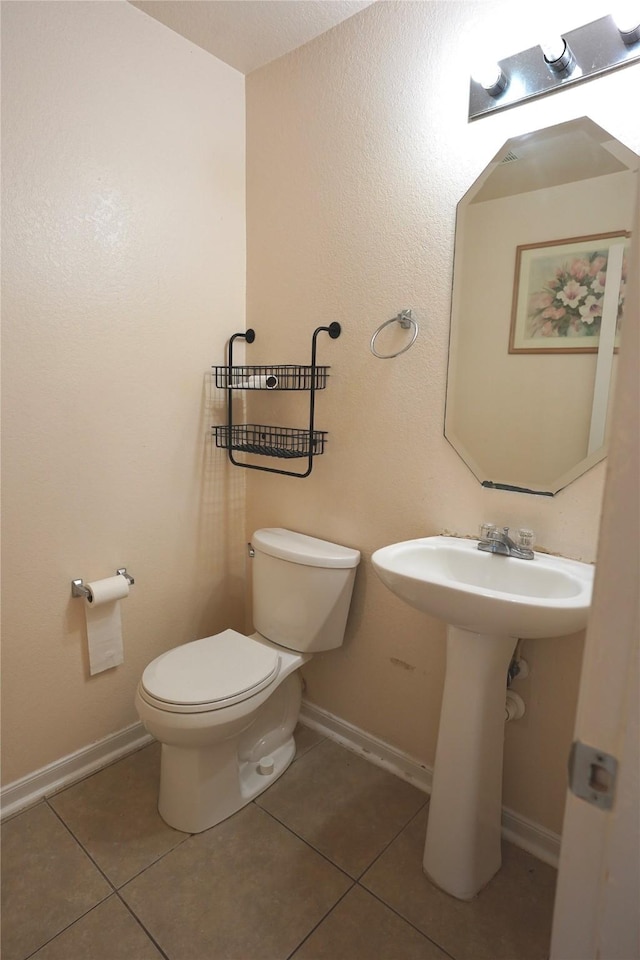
[212,322,341,478]
[212,364,330,391]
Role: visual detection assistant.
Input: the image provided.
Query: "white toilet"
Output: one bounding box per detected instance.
[135,528,360,833]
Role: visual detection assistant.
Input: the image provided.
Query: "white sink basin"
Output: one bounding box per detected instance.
[371,536,593,638]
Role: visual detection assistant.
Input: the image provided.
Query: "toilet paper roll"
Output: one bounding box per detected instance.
[86,575,129,605]
[237,374,279,389]
[84,575,129,675]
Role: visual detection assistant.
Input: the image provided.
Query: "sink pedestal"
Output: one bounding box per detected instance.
[372,535,593,899]
[423,626,517,900]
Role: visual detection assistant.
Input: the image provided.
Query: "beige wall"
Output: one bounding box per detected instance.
[246,0,639,833]
[2,0,638,841]
[1,1,246,784]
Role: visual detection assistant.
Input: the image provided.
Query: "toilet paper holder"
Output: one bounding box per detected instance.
[71,568,135,599]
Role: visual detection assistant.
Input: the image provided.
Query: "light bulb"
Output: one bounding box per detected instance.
[540,34,575,71]
[540,36,566,62]
[611,3,640,42]
[471,61,507,94]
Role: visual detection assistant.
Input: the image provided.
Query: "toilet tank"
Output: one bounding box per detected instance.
[251,528,360,653]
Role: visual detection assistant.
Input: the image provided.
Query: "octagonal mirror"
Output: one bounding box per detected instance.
[445,117,637,495]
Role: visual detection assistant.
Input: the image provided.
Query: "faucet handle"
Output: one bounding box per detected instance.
[517,528,535,550]
[479,523,496,539]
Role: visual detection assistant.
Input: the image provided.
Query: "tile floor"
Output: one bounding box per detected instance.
[1,727,557,960]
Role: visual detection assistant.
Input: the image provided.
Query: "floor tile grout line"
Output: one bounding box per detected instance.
[45,736,348,897]
[0,744,158,826]
[44,798,119,892]
[253,790,430,886]
[352,798,430,883]
[282,859,458,960]
[8,748,551,960]
[5,799,114,960]
[356,882,459,960]
[116,891,173,960]
[251,799,361,882]
[45,794,193,892]
[36,729,409,897]
[265,733,431,878]
[283,881,357,960]
[31,798,188,960]
[17,889,173,960]
[109,832,193,890]
[20,889,114,960]
[291,733,326,765]
[49,763,428,960]
[45,728,422,899]
[347,801,460,960]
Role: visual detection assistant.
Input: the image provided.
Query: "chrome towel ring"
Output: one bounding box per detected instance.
[370,309,418,359]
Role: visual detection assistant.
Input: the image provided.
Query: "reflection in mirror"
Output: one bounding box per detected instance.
[445,118,638,495]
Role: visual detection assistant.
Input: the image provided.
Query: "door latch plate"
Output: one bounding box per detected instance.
[568,740,618,810]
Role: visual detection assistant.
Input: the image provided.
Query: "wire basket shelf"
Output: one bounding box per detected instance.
[212,364,330,390]
[213,424,328,459]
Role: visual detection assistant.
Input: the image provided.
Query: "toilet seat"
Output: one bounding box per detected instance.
[139,629,281,714]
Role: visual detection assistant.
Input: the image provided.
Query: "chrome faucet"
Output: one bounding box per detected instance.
[477,524,535,560]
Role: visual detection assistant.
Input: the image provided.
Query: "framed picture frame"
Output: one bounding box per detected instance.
[509,231,629,354]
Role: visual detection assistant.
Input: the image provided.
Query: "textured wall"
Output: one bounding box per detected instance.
[1,1,246,784]
[245,0,640,833]
[2,0,637,839]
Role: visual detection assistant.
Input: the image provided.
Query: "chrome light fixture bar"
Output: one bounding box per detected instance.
[469,14,640,120]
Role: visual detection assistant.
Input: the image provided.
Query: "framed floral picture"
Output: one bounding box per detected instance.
[509,232,629,353]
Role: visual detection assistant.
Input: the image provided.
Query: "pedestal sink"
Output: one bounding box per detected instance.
[371,536,593,900]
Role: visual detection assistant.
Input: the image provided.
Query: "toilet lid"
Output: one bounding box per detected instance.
[141,629,280,706]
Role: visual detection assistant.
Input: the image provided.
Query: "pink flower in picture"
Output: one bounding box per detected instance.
[529,291,554,311]
[541,306,566,321]
[589,255,607,276]
[579,295,602,324]
[569,258,590,280]
[558,279,588,308]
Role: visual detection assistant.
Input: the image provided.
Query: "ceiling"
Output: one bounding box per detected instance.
[129,1,376,75]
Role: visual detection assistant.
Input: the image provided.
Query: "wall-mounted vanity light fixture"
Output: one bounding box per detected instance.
[469,12,640,120]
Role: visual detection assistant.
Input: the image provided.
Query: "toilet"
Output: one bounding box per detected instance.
[135,528,360,833]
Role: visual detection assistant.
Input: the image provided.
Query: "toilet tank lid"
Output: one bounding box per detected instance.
[252,528,360,568]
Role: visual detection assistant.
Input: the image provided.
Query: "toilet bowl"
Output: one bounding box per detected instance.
[136,529,360,833]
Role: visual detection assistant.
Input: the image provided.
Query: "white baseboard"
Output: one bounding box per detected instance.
[0,722,153,822]
[500,805,561,868]
[299,698,433,792]
[299,698,560,868]
[2,703,561,869]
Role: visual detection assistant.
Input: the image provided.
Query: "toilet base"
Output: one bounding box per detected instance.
[154,671,303,833]
[159,736,296,833]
